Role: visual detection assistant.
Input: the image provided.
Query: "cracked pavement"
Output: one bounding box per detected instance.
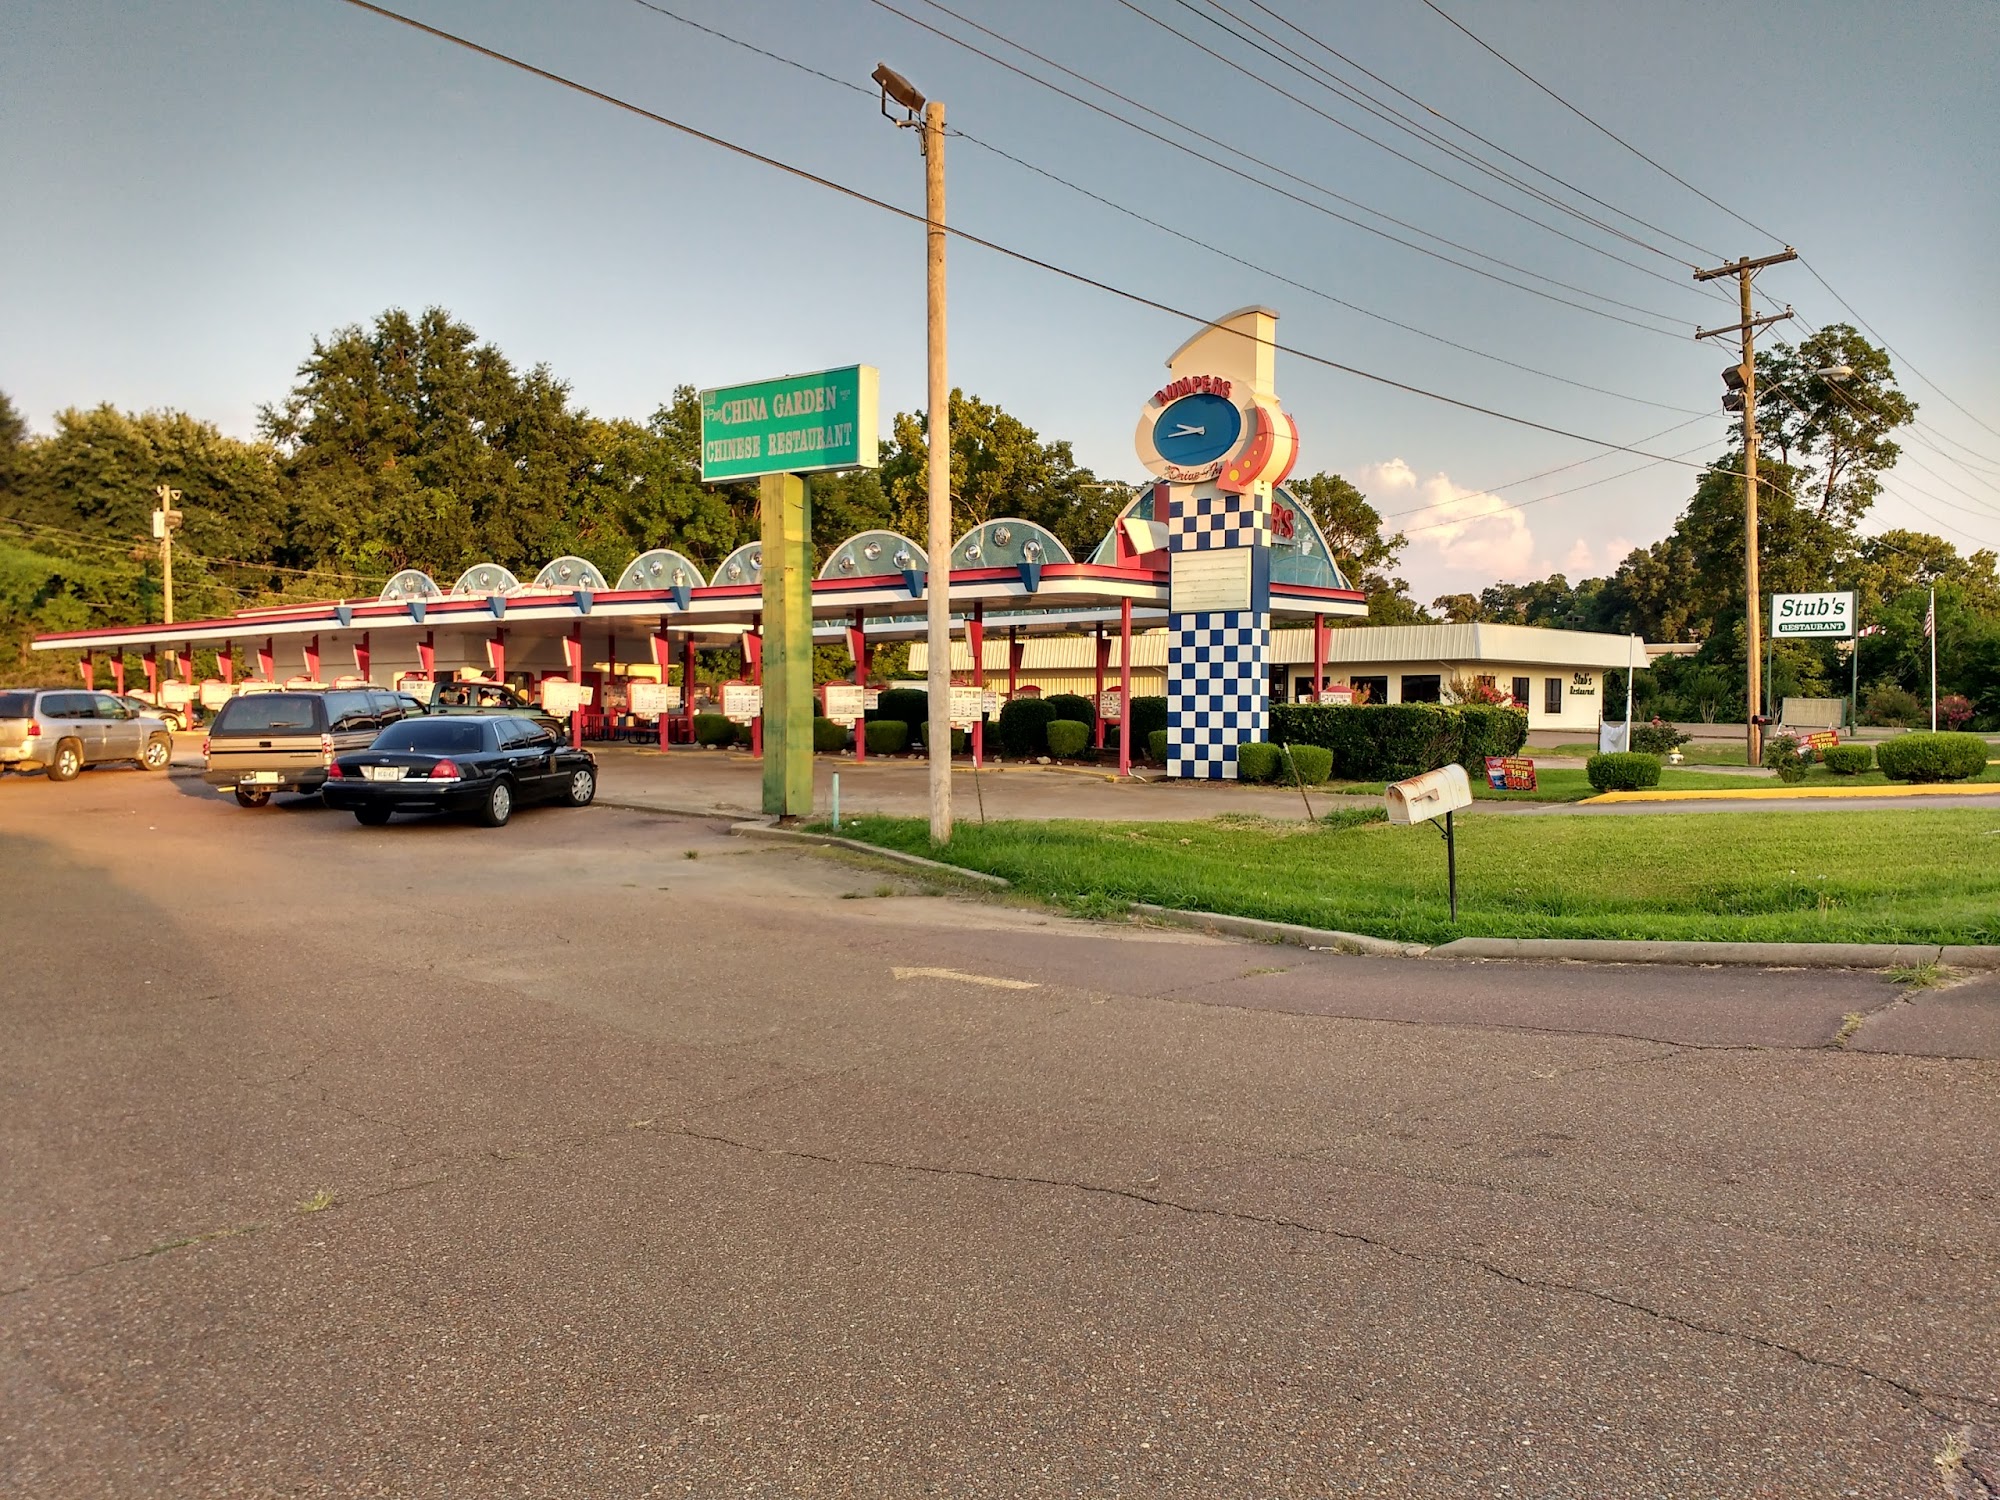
[4,769,1998,1496]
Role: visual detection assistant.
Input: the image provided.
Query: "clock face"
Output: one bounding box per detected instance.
[1152,393,1242,469]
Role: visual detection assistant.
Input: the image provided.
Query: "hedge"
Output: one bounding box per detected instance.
[1148,729,1168,764]
[1761,733,1811,783]
[812,716,851,753]
[1876,731,1989,783]
[868,688,928,737]
[912,723,969,755]
[1820,743,1873,775]
[1269,703,1525,781]
[1285,744,1334,785]
[998,696,1057,758]
[1045,693,1096,728]
[693,713,736,747]
[1046,719,1090,759]
[1586,751,1662,792]
[864,719,910,756]
[1128,696,1168,744]
[1236,742,1284,783]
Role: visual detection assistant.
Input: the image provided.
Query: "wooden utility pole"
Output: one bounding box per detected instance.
[152,485,183,625]
[1695,248,1795,765]
[922,97,952,845]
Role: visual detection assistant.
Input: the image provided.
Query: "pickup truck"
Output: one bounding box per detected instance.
[426,680,565,737]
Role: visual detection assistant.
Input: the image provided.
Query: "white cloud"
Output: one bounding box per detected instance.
[1357,458,1535,579]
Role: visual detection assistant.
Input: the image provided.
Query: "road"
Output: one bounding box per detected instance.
[4,764,1998,1497]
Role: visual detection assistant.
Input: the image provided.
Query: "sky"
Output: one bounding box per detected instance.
[4,0,1997,604]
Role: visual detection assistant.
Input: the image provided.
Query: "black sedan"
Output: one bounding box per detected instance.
[322,714,596,827]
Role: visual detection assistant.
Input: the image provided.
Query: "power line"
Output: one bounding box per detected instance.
[327,0,1733,471]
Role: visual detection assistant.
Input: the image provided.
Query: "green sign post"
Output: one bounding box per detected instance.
[700,365,879,483]
[702,365,880,818]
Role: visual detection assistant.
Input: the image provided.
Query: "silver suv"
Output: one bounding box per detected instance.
[0,689,175,781]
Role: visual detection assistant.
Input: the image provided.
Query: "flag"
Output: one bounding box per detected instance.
[1924,599,1935,639]
[1858,624,1884,638]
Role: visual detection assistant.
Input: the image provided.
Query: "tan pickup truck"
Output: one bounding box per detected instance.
[202,687,416,806]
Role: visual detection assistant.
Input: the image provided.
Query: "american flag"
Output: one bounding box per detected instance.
[1858,624,1884,638]
[1924,598,1936,639]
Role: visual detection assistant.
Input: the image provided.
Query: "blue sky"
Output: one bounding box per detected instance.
[4,0,1996,601]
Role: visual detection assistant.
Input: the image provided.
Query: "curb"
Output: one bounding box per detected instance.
[1586,783,2000,804]
[1128,904,1429,958]
[727,823,1013,888]
[1426,937,2000,969]
[598,796,759,822]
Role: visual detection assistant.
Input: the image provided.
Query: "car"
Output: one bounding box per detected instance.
[428,679,565,736]
[117,692,194,732]
[0,689,174,780]
[321,714,597,827]
[202,686,417,806]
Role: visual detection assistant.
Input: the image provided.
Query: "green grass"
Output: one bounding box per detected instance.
[1551,740,1752,767]
[1322,767,1734,803]
[832,809,2000,945]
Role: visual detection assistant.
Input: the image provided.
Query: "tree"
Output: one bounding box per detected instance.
[1758,324,1916,527]
[1286,472,1425,623]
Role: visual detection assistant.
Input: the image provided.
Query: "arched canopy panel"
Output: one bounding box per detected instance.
[1269,485,1352,591]
[380,569,441,602]
[818,530,926,581]
[714,542,763,586]
[530,556,610,592]
[615,549,707,591]
[948,519,1071,570]
[449,563,521,596]
[1087,488,1163,565]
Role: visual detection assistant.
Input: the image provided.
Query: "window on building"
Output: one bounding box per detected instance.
[1400,674,1442,704]
[1544,677,1563,715]
[1512,676,1531,708]
[1351,675,1388,706]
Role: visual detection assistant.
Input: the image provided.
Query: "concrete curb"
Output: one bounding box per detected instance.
[727,823,1013,888]
[1425,937,1997,969]
[1128,904,1429,958]
[598,796,758,822]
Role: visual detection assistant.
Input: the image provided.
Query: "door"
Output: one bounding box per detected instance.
[48,692,104,761]
[504,720,564,800]
[93,693,144,760]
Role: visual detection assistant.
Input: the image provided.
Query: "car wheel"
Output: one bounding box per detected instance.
[478,778,514,828]
[49,739,83,782]
[565,767,596,807]
[354,807,392,826]
[142,734,172,771]
[234,787,272,808]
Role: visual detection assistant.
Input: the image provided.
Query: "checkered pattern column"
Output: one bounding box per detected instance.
[1168,486,1271,780]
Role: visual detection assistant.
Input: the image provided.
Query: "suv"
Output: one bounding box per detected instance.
[202,687,413,807]
[0,689,174,780]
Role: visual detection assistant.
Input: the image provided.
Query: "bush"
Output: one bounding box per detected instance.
[1128,695,1168,744]
[1285,744,1334,784]
[1045,719,1090,758]
[1631,717,1691,756]
[868,687,928,736]
[1876,731,1989,783]
[1821,743,1873,775]
[1045,693,1096,728]
[1455,704,1529,765]
[693,713,736,747]
[998,695,1057,758]
[1761,733,1811,783]
[864,719,910,756]
[1586,752,1662,792]
[1940,693,1976,731]
[812,716,850,753]
[1862,684,1924,728]
[912,723,969,755]
[1235,742,1284,783]
[1270,703,1461,781]
[1148,728,1168,764]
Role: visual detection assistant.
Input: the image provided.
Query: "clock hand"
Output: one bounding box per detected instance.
[1168,424,1206,437]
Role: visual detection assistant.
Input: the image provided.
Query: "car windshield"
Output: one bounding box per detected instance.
[215,695,321,733]
[370,719,489,754]
[0,691,32,718]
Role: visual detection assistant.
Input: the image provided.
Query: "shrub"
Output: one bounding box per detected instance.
[1821,743,1873,775]
[869,687,928,736]
[1862,683,1924,728]
[1285,744,1334,784]
[1940,693,1976,731]
[693,713,736,747]
[1631,717,1691,756]
[1235,742,1284,782]
[1128,695,1168,744]
[1455,704,1529,765]
[998,695,1057,757]
[1045,693,1096,728]
[864,719,910,756]
[1045,719,1090,758]
[1148,728,1168,764]
[1876,731,1989,783]
[1586,751,1662,792]
[1270,703,1461,780]
[912,724,969,755]
[812,716,850,752]
[1761,733,1811,783]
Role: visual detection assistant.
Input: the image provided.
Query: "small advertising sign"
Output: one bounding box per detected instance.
[948,685,985,728]
[397,676,437,705]
[1315,686,1353,706]
[822,684,865,726]
[628,682,682,717]
[864,688,881,711]
[1805,729,1840,753]
[198,680,234,709]
[1772,591,1855,639]
[541,680,595,716]
[1098,688,1123,722]
[722,683,763,724]
[1484,755,1537,791]
[160,680,196,707]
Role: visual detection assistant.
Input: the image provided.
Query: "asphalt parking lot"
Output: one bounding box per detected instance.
[4,762,1998,1497]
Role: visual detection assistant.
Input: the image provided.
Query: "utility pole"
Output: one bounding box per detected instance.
[152,485,184,625]
[873,61,952,844]
[1695,247,1795,765]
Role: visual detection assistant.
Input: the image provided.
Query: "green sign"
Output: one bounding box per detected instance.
[700,364,879,482]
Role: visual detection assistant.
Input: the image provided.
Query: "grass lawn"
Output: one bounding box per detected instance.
[833,808,2000,945]
[1323,767,1747,803]
[1551,740,1751,767]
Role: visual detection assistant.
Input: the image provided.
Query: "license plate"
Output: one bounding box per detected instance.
[244,772,281,784]
[362,765,405,782]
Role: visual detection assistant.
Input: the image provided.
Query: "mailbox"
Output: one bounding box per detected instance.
[1385,764,1472,825]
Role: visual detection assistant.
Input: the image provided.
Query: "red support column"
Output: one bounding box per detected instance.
[565,624,584,750]
[1093,626,1109,750]
[416,632,434,681]
[682,637,696,745]
[651,630,673,753]
[304,635,322,683]
[743,625,764,759]
[111,655,126,694]
[1313,612,1328,704]
[487,629,506,680]
[218,653,235,685]
[353,631,370,684]
[969,603,986,768]
[849,610,868,762]
[1118,596,1134,778]
[178,646,195,685]
[257,639,275,681]
[79,651,94,690]
[143,648,158,698]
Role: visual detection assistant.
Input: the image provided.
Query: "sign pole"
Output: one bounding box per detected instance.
[1443,810,1458,924]
[760,475,813,816]
[923,96,952,845]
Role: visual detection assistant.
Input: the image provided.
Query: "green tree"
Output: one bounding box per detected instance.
[1286,471,1424,622]
[1758,324,1916,527]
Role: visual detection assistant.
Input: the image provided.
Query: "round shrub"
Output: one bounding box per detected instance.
[1876,731,1989,783]
[1044,693,1096,729]
[868,687,928,737]
[1286,744,1334,785]
[1148,728,1168,764]
[1631,717,1691,756]
[1235,742,1283,783]
[914,723,969,755]
[1455,704,1529,764]
[693,713,736,747]
[812,716,851,753]
[1128,695,1168,744]
[1586,751,1662,792]
[1761,733,1811,784]
[863,719,910,755]
[998,695,1057,758]
[1820,743,1873,776]
[1045,719,1090,759]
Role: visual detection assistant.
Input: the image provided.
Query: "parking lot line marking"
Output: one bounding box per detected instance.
[892,966,1039,990]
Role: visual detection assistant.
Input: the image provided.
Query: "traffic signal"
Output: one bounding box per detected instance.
[1720,363,1749,412]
